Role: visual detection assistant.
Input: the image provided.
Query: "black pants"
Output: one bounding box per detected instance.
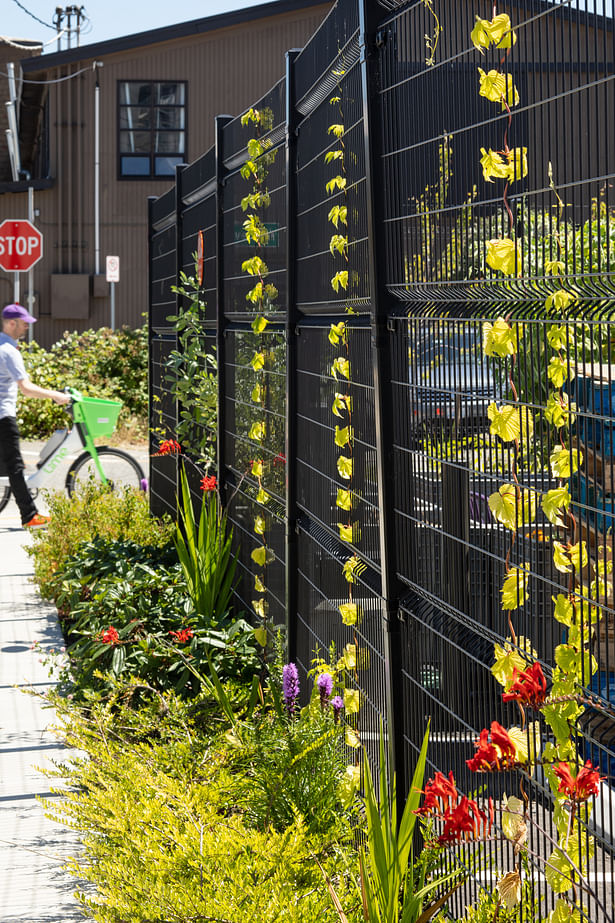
[0,416,37,524]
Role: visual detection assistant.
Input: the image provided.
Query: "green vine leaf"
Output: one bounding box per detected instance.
[242,255,268,277]
[251,383,262,403]
[545,289,577,313]
[552,540,589,574]
[251,352,265,372]
[550,445,582,478]
[337,522,354,542]
[326,175,347,195]
[501,564,530,610]
[339,602,358,625]
[329,234,348,257]
[248,421,266,442]
[328,124,344,138]
[545,260,566,276]
[252,597,269,620]
[486,237,521,275]
[545,392,574,429]
[331,356,350,380]
[342,555,365,584]
[254,574,266,593]
[488,484,537,530]
[337,455,353,480]
[488,402,522,441]
[328,321,347,345]
[251,315,269,334]
[328,205,348,228]
[336,488,352,511]
[344,688,360,714]
[542,486,571,526]
[254,515,266,536]
[546,900,581,923]
[492,637,538,688]
[483,317,519,357]
[254,626,268,646]
[251,546,275,567]
[478,67,519,109]
[324,149,344,164]
[256,487,270,505]
[251,459,263,477]
[332,392,351,417]
[471,13,516,52]
[331,270,349,293]
[334,425,352,448]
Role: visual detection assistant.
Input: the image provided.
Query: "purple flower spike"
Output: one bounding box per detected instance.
[140,478,149,492]
[331,695,344,723]
[317,672,333,708]
[282,663,300,716]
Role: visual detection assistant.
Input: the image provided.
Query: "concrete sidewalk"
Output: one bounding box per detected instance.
[0,513,89,922]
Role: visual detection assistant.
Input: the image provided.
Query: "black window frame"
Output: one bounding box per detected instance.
[117,79,187,180]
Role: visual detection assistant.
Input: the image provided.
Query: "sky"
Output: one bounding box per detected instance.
[3,0,278,50]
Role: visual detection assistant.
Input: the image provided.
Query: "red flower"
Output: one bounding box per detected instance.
[154,439,181,457]
[438,795,494,845]
[273,453,286,466]
[101,626,119,645]
[200,475,217,492]
[415,771,458,816]
[502,662,547,708]
[169,627,193,643]
[467,721,518,772]
[554,761,603,802]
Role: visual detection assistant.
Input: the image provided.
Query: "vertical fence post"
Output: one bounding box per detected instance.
[147,195,157,498]
[285,49,301,662]
[174,164,187,501]
[358,0,406,804]
[215,115,233,495]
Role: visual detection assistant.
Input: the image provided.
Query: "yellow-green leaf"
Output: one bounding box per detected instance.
[344,689,360,714]
[547,355,571,388]
[505,147,528,183]
[254,515,266,535]
[251,383,263,403]
[502,794,527,847]
[343,643,356,670]
[339,602,358,625]
[331,270,349,293]
[251,351,265,371]
[488,402,521,442]
[256,487,270,505]
[492,637,537,687]
[550,445,582,479]
[336,488,352,511]
[546,288,577,313]
[251,459,263,477]
[483,317,518,357]
[486,237,521,276]
[337,522,354,542]
[248,421,266,442]
[254,626,268,646]
[501,564,530,610]
[251,315,269,334]
[339,764,360,808]
[252,597,269,619]
[254,575,266,593]
[542,486,571,527]
[331,356,350,380]
[479,147,509,182]
[488,484,537,531]
[251,546,267,567]
[545,260,566,276]
[335,425,352,448]
[345,726,360,748]
[478,67,519,109]
[328,321,346,345]
[337,455,353,480]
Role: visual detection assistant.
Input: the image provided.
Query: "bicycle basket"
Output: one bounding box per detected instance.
[72,396,122,438]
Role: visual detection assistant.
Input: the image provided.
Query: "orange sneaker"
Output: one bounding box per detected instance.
[23,513,51,529]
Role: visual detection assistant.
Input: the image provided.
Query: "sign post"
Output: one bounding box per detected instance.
[105,255,120,329]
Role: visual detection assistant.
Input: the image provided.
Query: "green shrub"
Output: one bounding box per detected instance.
[44,689,359,923]
[18,325,148,441]
[27,482,173,600]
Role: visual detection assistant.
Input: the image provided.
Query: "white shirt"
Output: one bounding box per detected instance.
[0,332,27,419]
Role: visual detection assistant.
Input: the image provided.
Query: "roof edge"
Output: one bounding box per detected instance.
[21,0,330,72]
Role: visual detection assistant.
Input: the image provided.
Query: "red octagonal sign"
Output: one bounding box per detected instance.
[0,219,43,272]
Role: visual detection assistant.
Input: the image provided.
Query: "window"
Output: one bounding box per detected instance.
[118,81,186,178]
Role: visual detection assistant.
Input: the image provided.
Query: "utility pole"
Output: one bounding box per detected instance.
[53,6,85,51]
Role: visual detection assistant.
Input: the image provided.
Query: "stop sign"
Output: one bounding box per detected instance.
[0,220,43,272]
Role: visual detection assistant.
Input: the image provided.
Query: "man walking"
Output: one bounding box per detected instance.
[0,303,70,528]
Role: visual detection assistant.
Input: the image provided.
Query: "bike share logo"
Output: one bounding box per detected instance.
[43,447,69,474]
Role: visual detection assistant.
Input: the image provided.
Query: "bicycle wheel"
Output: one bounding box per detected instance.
[0,485,11,513]
[66,448,145,497]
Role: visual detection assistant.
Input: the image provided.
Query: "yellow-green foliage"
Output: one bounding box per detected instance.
[28,482,173,600]
[44,689,359,923]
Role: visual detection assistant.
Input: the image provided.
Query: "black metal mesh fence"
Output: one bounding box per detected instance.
[149,0,615,916]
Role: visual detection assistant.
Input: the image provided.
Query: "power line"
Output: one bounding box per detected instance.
[0,62,101,84]
[10,0,55,30]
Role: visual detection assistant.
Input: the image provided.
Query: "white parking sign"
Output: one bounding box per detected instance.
[106,255,120,283]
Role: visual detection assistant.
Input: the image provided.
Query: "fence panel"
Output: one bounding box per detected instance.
[149,0,615,916]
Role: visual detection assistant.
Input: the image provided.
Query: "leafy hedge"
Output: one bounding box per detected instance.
[18,326,148,440]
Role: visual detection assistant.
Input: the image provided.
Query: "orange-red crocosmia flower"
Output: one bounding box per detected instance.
[438,795,494,845]
[154,439,181,456]
[101,626,119,645]
[554,760,603,802]
[467,721,518,772]
[502,662,547,708]
[415,771,458,816]
[200,475,217,492]
[169,627,194,643]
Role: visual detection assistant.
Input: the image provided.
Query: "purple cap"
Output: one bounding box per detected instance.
[2,303,36,323]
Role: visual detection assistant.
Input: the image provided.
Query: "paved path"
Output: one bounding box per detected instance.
[0,514,89,921]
